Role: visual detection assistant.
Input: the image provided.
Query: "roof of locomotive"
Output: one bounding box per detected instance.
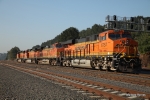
[58,34,100,45]
[102,29,128,34]
[60,39,76,45]
[76,34,99,43]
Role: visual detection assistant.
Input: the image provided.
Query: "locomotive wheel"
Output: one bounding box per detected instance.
[63,62,66,67]
[117,61,127,72]
[49,61,52,65]
[91,61,95,70]
[35,60,37,64]
[92,66,95,70]
[37,61,40,65]
[60,62,63,66]
[128,61,139,74]
[67,62,70,67]
[57,61,62,66]
[99,66,103,71]
[117,65,123,72]
[23,60,25,63]
[106,66,110,72]
[51,61,54,66]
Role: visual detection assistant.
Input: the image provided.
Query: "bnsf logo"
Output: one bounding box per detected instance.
[101,42,107,47]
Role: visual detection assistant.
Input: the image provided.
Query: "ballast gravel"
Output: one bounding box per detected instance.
[51,70,150,94]
[0,65,97,100]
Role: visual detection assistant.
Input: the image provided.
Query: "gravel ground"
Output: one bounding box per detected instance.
[50,69,150,94]
[0,65,98,100]
[5,61,150,94]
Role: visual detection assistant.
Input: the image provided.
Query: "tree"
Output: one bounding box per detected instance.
[32,45,40,49]
[40,27,79,47]
[60,27,79,42]
[79,30,86,38]
[6,46,20,60]
[136,32,150,54]
[79,24,104,38]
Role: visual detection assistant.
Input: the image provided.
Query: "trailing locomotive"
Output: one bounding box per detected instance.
[16,15,150,73]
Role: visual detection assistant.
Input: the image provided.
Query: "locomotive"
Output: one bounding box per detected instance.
[16,15,150,73]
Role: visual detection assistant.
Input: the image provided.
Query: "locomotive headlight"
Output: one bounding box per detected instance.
[122,53,126,56]
[124,53,126,56]
[126,39,129,44]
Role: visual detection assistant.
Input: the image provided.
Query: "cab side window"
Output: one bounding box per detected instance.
[99,34,106,41]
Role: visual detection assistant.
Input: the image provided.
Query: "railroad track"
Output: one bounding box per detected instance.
[1,61,150,87]
[0,61,150,100]
[22,62,150,87]
[1,61,150,86]
[64,68,150,87]
[10,61,150,79]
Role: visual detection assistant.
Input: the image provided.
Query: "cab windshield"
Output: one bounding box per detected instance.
[109,32,132,40]
[122,33,132,38]
[109,33,121,40]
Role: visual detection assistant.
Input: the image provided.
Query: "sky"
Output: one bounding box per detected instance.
[0,0,150,53]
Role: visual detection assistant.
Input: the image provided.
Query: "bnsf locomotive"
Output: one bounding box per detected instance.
[17,15,150,73]
[16,29,141,73]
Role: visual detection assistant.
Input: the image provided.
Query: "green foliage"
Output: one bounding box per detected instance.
[32,45,40,49]
[41,40,52,47]
[41,27,79,47]
[6,46,20,60]
[79,24,104,38]
[131,32,150,54]
[60,27,79,42]
[41,24,104,47]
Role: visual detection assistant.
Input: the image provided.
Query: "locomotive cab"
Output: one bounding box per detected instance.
[98,30,141,73]
[99,30,113,56]
[99,30,138,56]
[106,30,138,57]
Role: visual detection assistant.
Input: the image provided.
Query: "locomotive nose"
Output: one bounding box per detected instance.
[126,39,129,45]
[120,39,130,46]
